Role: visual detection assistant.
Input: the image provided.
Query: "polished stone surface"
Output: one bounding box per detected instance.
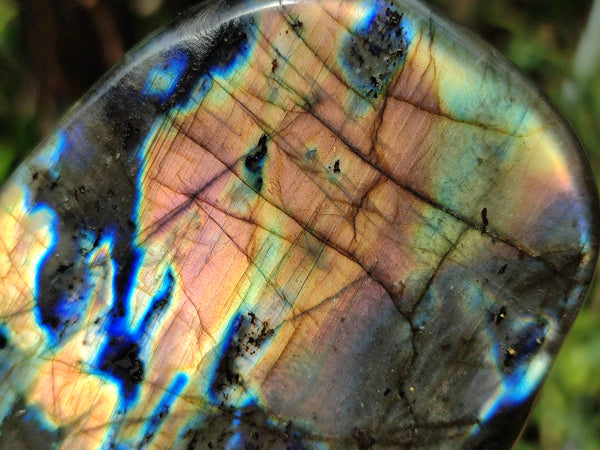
[0,0,597,448]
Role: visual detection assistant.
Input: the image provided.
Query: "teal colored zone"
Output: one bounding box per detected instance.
[433,31,535,135]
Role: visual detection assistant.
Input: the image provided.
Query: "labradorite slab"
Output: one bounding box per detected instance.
[0,0,597,448]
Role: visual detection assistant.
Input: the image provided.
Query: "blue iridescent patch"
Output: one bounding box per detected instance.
[143,50,189,103]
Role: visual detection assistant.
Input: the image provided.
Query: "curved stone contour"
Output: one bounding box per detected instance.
[0,0,597,448]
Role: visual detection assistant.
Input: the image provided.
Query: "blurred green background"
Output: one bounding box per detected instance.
[0,0,598,448]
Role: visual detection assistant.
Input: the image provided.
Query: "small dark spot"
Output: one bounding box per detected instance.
[353,428,375,449]
[91,233,101,250]
[32,171,39,180]
[481,207,488,232]
[498,264,507,275]
[368,44,382,57]
[502,321,547,371]
[255,176,263,191]
[503,347,517,369]
[493,306,507,325]
[385,7,402,27]
[383,387,391,396]
[291,19,303,29]
[158,407,168,420]
[440,342,451,352]
[271,58,279,73]
[0,330,7,349]
[245,134,268,173]
[333,159,341,173]
[340,316,346,323]
[45,314,60,330]
[305,148,317,160]
[78,185,86,194]
[56,263,73,274]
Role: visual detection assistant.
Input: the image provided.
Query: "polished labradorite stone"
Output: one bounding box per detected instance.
[0,0,597,448]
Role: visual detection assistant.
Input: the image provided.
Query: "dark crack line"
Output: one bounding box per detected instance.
[153,115,410,325]
[197,194,340,326]
[247,17,464,249]
[195,201,300,314]
[301,101,583,282]
[259,274,380,387]
[277,7,379,106]
[269,3,583,281]
[243,27,321,112]
[179,73,423,312]
[138,24,584,357]
[389,93,537,138]
[271,275,369,330]
[210,37,465,267]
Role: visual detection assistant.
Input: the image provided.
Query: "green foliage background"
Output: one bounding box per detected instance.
[0,1,599,448]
